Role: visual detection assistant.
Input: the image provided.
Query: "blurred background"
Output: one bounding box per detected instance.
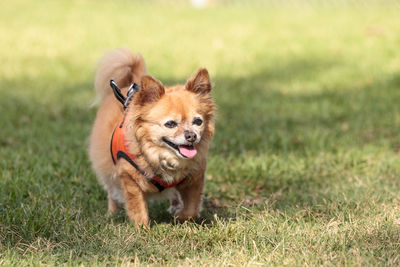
[1,0,400,265]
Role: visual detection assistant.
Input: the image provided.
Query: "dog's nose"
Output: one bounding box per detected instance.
[184,131,197,142]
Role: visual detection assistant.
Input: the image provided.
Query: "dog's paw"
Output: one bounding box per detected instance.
[176,212,199,222]
[161,158,179,171]
[167,204,184,216]
[168,200,184,216]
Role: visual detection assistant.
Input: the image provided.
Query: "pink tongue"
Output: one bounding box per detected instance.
[178,145,197,158]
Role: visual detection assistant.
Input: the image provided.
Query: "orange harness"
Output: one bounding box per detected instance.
[110,115,186,192]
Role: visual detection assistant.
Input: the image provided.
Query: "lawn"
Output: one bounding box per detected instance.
[1,0,400,265]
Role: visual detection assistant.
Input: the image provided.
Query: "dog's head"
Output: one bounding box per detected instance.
[127,69,215,168]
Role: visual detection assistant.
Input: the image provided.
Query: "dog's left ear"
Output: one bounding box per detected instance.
[186,68,212,94]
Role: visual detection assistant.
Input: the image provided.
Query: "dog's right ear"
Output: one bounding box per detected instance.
[135,76,165,105]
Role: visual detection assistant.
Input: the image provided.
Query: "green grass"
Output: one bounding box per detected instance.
[1,0,400,265]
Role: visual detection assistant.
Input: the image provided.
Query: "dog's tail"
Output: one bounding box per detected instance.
[92,48,147,106]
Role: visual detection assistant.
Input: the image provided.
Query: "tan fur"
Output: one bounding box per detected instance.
[89,48,215,227]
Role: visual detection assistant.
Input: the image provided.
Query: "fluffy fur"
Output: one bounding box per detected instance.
[89,48,215,227]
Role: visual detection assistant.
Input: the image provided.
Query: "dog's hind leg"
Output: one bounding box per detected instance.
[167,188,184,216]
[108,193,119,215]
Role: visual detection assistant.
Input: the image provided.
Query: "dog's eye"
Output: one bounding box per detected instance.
[164,120,178,128]
[193,118,203,126]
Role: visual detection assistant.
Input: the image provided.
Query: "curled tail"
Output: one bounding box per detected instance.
[93,48,147,105]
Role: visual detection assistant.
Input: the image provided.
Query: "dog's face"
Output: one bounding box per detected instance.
[149,91,208,159]
[129,69,215,169]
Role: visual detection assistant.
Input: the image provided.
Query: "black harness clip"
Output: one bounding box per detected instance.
[110,80,141,109]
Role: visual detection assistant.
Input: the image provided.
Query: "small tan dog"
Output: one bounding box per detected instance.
[89,48,215,227]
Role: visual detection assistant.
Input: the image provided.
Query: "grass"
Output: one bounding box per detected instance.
[1,0,400,265]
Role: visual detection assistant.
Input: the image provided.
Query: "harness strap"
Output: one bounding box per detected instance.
[113,147,187,192]
[110,80,126,107]
[116,151,169,192]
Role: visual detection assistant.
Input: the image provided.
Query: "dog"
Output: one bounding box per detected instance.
[88,48,215,227]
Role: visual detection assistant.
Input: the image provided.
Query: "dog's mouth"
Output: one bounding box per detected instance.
[162,137,197,158]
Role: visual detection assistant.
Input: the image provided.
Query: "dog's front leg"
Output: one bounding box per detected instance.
[120,174,149,228]
[175,174,205,221]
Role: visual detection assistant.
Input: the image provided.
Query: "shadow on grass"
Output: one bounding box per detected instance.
[1,58,400,246]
